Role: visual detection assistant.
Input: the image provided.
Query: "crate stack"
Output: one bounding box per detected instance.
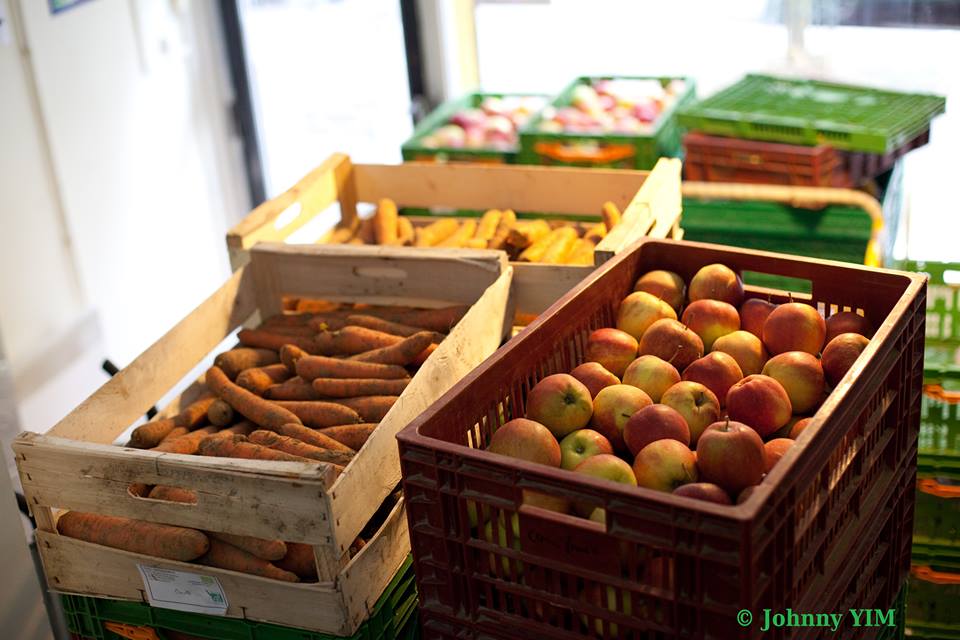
[898,260,960,640]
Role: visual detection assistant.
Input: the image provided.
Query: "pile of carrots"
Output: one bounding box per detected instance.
[325,198,625,265]
[56,300,467,583]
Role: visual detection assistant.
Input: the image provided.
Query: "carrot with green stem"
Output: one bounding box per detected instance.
[311,377,409,398]
[271,401,361,428]
[57,512,209,561]
[295,355,409,381]
[214,348,279,380]
[200,538,299,582]
[349,331,434,366]
[206,366,302,429]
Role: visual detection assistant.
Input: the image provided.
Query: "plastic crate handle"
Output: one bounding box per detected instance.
[911,565,960,585]
[924,383,960,404]
[533,141,635,164]
[917,478,960,499]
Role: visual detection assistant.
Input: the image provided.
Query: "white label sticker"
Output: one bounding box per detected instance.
[137,565,229,615]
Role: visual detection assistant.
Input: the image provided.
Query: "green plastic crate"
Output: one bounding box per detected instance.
[908,546,960,637]
[914,473,960,548]
[63,557,418,640]
[918,394,960,477]
[877,583,908,640]
[896,261,960,383]
[518,75,696,170]
[676,74,945,154]
[401,92,545,164]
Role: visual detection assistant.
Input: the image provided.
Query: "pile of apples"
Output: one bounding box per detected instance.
[419,95,546,151]
[487,263,873,508]
[537,78,688,136]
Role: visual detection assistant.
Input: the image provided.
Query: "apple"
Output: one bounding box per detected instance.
[672,482,732,505]
[623,404,690,456]
[634,270,685,312]
[615,291,677,340]
[712,330,768,376]
[762,302,826,356]
[740,298,777,339]
[688,263,744,306]
[737,486,758,504]
[825,311,872,343]
[790,417,812,439]
[761,351,825,415]
[822,333,870,387]
[763,438,794,473]
[726,375,793,438]
[638,318,704,372]
[590,384,652,451]
[621,355,680,402]
[660,381,721,446]
[570,362,620,398]
[632,439,698,492]
[574,453,637,486]
[696,420,765,494]
[585,328,638,378]
[559,429,614,470]
[525,374,594,439]
[682,352,744,407]
[488,418,562,467]
[681,299,740,351]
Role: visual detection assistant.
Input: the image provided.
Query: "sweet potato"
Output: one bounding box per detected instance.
[272,401,361,428]
[248,430,351,467]
[129,418,176,449]
[206,399,234,426]
[201,538,299,582]
[295,355,409,381]
[414,218,459,247]
[474,209,501,242]
[349,331,434,365]
[264,377,319,401]
[276,542,317,581]
[373,198,398,244]
[279,344,310,372]
[335,396,399,422]
[506,219,551,250]
[206,366,302,429]
[395,216,415,246]
[153,426,218,454]
[319,424,378,451]
[57,512,209,561]
[275,424,357,461]
[539,226,578,264]
[214,348,279,381]
[437,219,478,248]
[147,485,198,504]
[488,209,516,250]
[236,363,292,396]
[602,201,621,230]
[564,238,595,265]
[314,326,404,355]
[197,434,312,462]
[207,531,287,562]
[237,329,316,353]
[311,377,409,398]
[345,314,445,341]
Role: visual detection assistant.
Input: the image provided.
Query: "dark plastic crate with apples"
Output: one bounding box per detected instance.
[397,238,925,639]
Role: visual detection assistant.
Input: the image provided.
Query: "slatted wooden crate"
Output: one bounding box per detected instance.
[14,243,514,635]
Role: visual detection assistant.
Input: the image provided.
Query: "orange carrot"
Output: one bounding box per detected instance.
[314,326,404,355]
[206,366,302,429]
[206,399,234,426]
[307,315,350,332]
[602,201,621,231]
[173,395,216,429]
[197,434,312,462]
[264,377,319,401]
[271,401,361,428]
[381,305,469,332]
[318,424,378,451]
[349,331,434,365]
[311,377,409,398]
[335,396,398,422]
[147,485,198,504]
[200,538,299,582]
[248,430,351,467]
[411,342,437,366]
[261,313,316,328]
[219,421,255,437]
[237,329,316,353]
[129,418,177,449]
[488,209,516,250]
[159,426,190,443]
[276,423,359,458]
[564,238,595,265]
[474,209,502,242]
[57,512,209,561]
[236,364,292,396]
[437,219,478,248]
[584,221,607,243]
[276,542,317,582]
[373,198,398,245]
[153,426,218,454]
[207,531,287,562]
[345,315,445,341]
[279,344,310,373]
[295,355,409,381]
[214,348,280,380]
[414,218,459,247]
[395,216,415,246]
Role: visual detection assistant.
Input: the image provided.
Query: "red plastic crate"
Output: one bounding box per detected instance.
[397,238,926,639]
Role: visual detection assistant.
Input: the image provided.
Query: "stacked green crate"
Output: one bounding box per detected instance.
[63,557,419,640]
[518,76,696,170]
[908,548,960,640]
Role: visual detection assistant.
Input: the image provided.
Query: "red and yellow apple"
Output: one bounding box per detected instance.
[559,428,614,470]
[825,311,872,343]
[672,482,732,505]
[682,351,744,407]
[634,269,685,312]
[615,291,676,340]
[688,263,744,306]
[762,302,826,356]
[681,299,740,351]
[638,318,704,372]
[789,417,812,439]
[822,333,870,387]
[590,384,652,451]
[763,438,794,473]
[632,439,698,492]
[761,351,825,415]
[488,418,562,467]
[574,453,637,486]
[623,404,691,456]
[740,298,777,339]
[725,374,792,438]
[696,420,765,494]
[660,381,721,446]
[570,362,620,398]
[712,330,768,376]
[585,328,638,378]
[621,354,680,402]
[525,374,594,438]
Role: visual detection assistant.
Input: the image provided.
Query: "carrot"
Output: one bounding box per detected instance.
[290,299,341,314]
[219,421,255,436]
[373,198,399,244]
[358,216,376,244]
[197,434,312,462]
[173,395,216,429]
[129,418,176,449]
[248,430,350,467]
[264,377,319,401]
[237,329,316,353]
[540,226,578,264]
[206,366,302,429]
[57,512,209,561]
[488,209,516,250]
[475,209,502,242]
[153,426,218,454]
[328,220,358,244]
[236,364,292,396]
[279,343,310,372]
[206,399,234,426]
[384,305,469,332]
[252,323,316,338]
[520,226,575,263]
[276,424,358,460]
[160,426,190,443]
[349,331,434,365]
[346,314,445,341]
[335,396,399,422]
[414,218,460,247]
[312,377,409,398]
[465,238,489,249]
[272,401,361,428]
[564,238,595,265]
[295,355,409,381]
[314,326,404,355]
[201,538,299,582]
[207,531,287,562]
[276,542,317,581]
[602,201,621,231]
[506,219,551,250]
[262,313,315,328]
[517,227,559,262]
[395,216,415,246]
[584,221,607,243]
[214,348,280,381]
[148,485,198,504]
[319,424,378,451]
[307,315,350,332]
[437,219,478,248]
[411,342,437,366]
[127,483,151,497]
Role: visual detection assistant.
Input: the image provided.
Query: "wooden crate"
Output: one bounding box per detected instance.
[226,154,682,318]
[14,243,514,635]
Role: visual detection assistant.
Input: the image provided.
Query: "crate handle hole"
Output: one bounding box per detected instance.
[127,484,198,505]
[943,269,960,286]
[273,202,302,231]
[353,266,409,280]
